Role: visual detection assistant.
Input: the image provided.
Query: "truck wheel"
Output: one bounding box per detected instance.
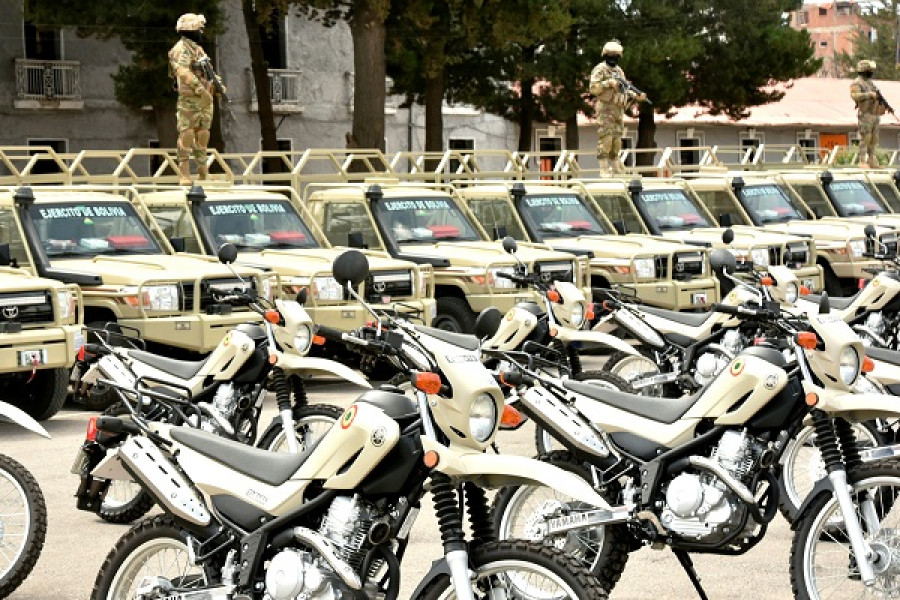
[2,368,69,421]
[433,297,476,333]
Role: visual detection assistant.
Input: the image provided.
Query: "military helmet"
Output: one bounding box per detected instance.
[176,13,206,32]
[602,40,624,56]
[857,59,876,72]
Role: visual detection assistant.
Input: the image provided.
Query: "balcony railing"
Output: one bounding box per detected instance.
[14,58,83,109]
[248,68,303,113]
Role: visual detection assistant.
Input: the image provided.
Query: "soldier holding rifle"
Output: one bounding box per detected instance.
[589,40,649,176]
[850,59,896,169]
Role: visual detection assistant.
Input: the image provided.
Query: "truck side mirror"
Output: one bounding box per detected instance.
[613,220,627,235]
[719,213,732,228]
[169,237,186,253]
[493,225,508,240]
[0,244,10,267]
[347,231,367,249]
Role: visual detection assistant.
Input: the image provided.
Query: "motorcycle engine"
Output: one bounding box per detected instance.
[264,495,386,600]
[660,430,762,543]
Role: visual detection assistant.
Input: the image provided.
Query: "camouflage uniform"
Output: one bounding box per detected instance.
[850,59,884,168]
[589,42,644,176]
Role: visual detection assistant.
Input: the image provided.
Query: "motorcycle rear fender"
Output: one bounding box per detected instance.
[553,327,638,355]
[277,355,371,389]
[422,438,612,508]
[816,389,900,421]
[0,401,49,438]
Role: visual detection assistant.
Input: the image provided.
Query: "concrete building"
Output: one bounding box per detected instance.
[789,1,872,78]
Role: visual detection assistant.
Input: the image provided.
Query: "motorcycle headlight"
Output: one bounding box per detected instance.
[633,258,656,279]
[470,393,498,443]
[848,239,866,258]
[785,282,799,304]
[839,346,861,385]
[750,248,770,267]
[293,323,312,354]
[569,301,586,328]
[313,276,343,301]
[56,289,75,320]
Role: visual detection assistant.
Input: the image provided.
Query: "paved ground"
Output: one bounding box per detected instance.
[1,378,795,599]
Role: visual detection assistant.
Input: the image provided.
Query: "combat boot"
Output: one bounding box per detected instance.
[197,165,209,181]
[178,160,192,186]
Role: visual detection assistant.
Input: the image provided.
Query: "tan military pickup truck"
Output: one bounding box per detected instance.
[453,181,720,310]
[303,181,591,333]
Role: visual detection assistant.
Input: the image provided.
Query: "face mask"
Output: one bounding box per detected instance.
[605,56,620,67]
[182,30,203,44]
[862,71,874,79]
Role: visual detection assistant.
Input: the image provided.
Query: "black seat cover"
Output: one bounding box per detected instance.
[129,350,210,380]
[639,305,716,328]
[563,379,699,424]
[414,325,480,351]
[170,427,315,486]
[866,346,900,366]
[804,292,859,311]
[358,388,418,420]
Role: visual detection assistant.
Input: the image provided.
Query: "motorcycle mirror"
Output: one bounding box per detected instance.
[296,287,308,305]
[721,228,735,245]
[333,249,370,289]
[217,243,238,264]
[709,248,736,275]
[864,224,877,239]
[819,291,831,314]
[475,307,503,339]
[502,236,518,254]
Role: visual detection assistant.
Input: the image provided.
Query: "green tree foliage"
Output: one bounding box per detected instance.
[838,1,900,81]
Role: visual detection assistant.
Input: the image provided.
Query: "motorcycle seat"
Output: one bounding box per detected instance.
[802,292,859,311]
[866,346,900,366]
[170,427,317,487]
[638,305,716,328]
[563,379,698,424]
[414,325,480,351]
[128,350,210,381]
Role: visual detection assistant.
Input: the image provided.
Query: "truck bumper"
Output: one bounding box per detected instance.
[620,278,719,311]
[790,265,824,293]
[0,324,83,372]
[307,298,436,329]
[118,312,263,353]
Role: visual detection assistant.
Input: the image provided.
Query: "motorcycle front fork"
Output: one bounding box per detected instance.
[272,368,299,453]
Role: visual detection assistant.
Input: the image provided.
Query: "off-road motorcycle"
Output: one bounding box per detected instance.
[73,250,609,600]
[491,258,900,599]
[0,400,49,598]
[77,243,368,525]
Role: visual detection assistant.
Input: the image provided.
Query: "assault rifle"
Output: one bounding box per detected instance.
[194,56,228,102]
[613,72,652,106]
[873,85,897,118]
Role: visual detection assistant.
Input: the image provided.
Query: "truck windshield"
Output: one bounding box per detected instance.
[828,180,887,216]
[737,184,806,224]
[638,189,712,230]
[516,194,613,238]
[372,197,482,244]
[200,199,320,250]
[31,202,163,257]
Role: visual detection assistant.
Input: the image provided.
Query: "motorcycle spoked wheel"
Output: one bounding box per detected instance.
[534,369,634,455]
[412,540,608,599]
[91,516,214,600]
[256,404,344,453]
[790,462,900,600]
[778,421,887,524]
[0,454,46,598]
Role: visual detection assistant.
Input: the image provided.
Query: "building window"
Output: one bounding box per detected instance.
[23,1,62,61]
[538,136,562,174]
[257,139,292,174]
[675,130,704,166]
[621,133,637,167]
[797,131,820,163]
[798,11,809,25]
[448,138,475,174]
[819,6,827,16]
[819,40,828,47]
[837,3,851,16]
[26,139,67,176]
[739,130,764,164]
[259,13,287,70]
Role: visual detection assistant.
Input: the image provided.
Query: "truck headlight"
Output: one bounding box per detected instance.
[848,239,866,258]
[313,276,343,301]
[293,323,312,353]
[124,285,180,311]
[633,258,656,279]
[750,248,770,267]
[839,346,860,385]
[261,276,274,301]
[56,290,75,320]
[470,393,498,443]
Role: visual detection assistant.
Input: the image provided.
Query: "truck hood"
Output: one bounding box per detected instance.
[243,248,417,276]
[398,241,570,267]
[544,233,707,256]
[765,220,892,241]
[54,255,260,285]
[661,226,811,247]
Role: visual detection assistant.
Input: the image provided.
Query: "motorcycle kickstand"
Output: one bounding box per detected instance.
[673,549,709,600]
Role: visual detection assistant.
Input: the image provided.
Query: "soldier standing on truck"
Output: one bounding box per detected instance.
[850,59,885,169]
[589,40,647,176]
[169,13,217,186]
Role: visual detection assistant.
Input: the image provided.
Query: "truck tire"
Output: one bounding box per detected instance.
[1,368,69,421]
[433,297,476,333]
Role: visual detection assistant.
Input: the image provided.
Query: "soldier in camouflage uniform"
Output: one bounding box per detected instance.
[589,40,647,176]
[169,13,216,185]
[850,59,885,169]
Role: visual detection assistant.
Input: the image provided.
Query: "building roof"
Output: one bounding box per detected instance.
[579,77,900,129]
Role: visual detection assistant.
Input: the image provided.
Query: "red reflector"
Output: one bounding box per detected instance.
[77,345,86,362]
[760,276,774,286]
[86,416,98,442]
[500,405,526,429]
[547,290,561,303]
[585,303,595,321]
[264,309,281,324]
[412,371,442,395]
[800,285,810,296]
[312,335,326,346]
[797,331,818,350]
[863,356,875,373]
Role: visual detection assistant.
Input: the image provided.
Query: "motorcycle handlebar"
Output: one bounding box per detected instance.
[711,303,774,319]
[315,324,398,355]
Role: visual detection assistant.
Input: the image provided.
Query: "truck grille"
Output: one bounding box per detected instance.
[880,233,898,257]
[654,255,669,279]
[783,243,810,268]
[0,291,53,325]
[182,278,256,312]
[767,246,782,266]
[534,261,575,284]
[365,270,413,303]
[673,252,705,280]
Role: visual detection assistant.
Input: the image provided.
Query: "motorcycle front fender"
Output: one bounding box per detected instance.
[0,401,49,438]
[553,327,638,356]
[277,355,371,389]
[817,390,900,421]
[423,438,611,508]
